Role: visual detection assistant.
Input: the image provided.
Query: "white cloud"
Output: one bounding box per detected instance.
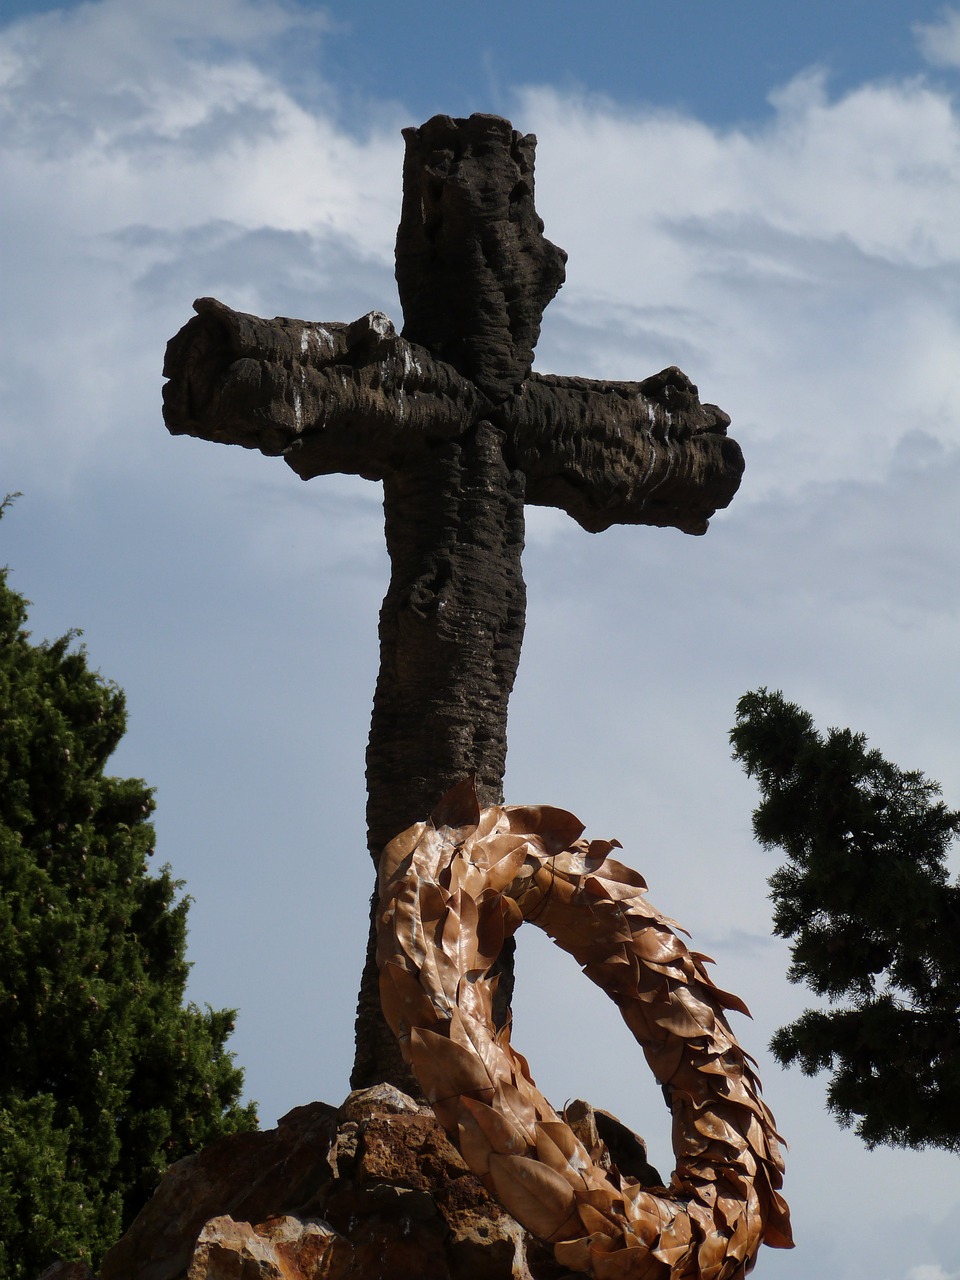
[0,0,402,489]
[0,0,400,242]
[7,3,960,509]
[517,78,960,499]
[915,7,960,70]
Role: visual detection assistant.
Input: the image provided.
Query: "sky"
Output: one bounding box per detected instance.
[2,1,959,1276]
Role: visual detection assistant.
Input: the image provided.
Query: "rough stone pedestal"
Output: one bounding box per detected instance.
[64,1086,642,1280]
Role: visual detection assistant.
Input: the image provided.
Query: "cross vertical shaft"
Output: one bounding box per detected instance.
[356,422,528,1088]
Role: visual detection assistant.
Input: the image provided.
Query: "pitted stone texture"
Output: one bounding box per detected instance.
[99,1102,338,1280]
[395,114,567,405]
[185,1216,352,1280]
[90,1090,579,1280]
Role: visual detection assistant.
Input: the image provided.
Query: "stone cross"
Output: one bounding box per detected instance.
[162,113,744,1092]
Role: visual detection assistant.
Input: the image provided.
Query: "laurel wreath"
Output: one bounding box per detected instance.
[377,780,793,1279]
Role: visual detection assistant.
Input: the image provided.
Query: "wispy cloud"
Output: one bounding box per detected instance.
[914,6,960,70]
[519,77,960,503]
[0,0,402,488]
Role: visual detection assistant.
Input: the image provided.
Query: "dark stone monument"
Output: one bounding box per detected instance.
[161,113,743,1094]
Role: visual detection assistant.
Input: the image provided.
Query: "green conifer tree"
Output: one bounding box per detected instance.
[730,688,960,1152]
[0,498,257,1279]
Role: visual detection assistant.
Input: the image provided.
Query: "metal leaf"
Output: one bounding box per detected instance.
[376,780,793,1277]
[487,1153,581,1242]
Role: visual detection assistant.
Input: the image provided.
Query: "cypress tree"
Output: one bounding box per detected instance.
[0,499,257,1278]
[730,688,960,1152]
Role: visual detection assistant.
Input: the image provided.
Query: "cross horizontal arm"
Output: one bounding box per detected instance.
[164,298,743,535]
[162,297,484,481]
[499,367,744,535]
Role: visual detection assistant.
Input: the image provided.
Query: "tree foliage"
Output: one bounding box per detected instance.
[730,688,960,1153]
[0,502,257,1279]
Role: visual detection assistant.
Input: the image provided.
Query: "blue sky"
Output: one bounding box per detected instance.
[4,0,955,126]
[2,3,960,1278]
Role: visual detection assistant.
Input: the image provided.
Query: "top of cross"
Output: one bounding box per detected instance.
[163,112,743,535]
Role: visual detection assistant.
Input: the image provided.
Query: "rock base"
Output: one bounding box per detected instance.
[53,1086,627,1280]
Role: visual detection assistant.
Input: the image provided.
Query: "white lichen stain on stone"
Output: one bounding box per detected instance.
[300,325,335,355]
[293,365,308,433]
[367,311,395,340]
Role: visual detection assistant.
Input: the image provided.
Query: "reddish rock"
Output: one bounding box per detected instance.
[185,1216,345,1280]
[99,1101,338,1280]
[88,1086,595,1280]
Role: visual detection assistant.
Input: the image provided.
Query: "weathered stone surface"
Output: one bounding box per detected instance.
[395,113,567,405]
[162,302,483,479]
[507,367,741,535]
[99,1102,338,1280]
[321,1090,563,1279]
[88,1088,605,1280]
[185,1216,342,1280]
[564,1099,664,1188]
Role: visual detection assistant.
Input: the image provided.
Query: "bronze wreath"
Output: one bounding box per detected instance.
[376,780,793,1279]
